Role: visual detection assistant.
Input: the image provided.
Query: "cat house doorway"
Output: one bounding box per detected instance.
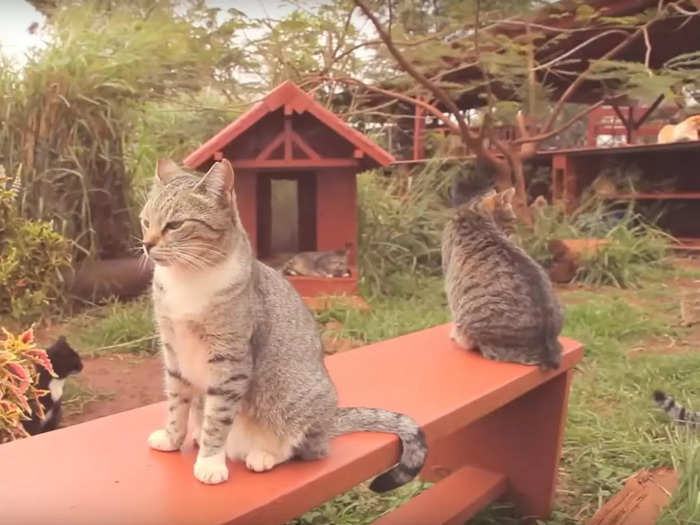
[256,172,317,268]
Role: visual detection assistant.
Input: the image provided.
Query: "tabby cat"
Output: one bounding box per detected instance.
[282,249,350,278]
[141,158,426,488]
[22,336,83,435]
[442,166,563,369]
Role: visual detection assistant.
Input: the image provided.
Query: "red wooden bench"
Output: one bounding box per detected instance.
[0,324,583,524]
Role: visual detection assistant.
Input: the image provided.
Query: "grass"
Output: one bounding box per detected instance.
[61,297,156,357]
[61,376,115,418]
[317,275,449,344]
[298,262,700,524]
[42,260,700,524]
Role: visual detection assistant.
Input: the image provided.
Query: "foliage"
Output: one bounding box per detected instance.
[517,201,671,288]
[0,0,251,260]
[63,297,155,357]
[0,171,72,322]
[0,327,54,443]
[658,430,700,525]
[356,159,455,296]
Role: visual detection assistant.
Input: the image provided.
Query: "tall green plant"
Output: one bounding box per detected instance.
[517,202,671,288]
[0,172,72,322]
[357,159,456,295]
[0,0,251,260]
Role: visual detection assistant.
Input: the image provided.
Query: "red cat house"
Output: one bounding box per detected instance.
[184,81,394,296]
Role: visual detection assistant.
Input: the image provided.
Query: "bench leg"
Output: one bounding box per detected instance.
[421,371,573,520]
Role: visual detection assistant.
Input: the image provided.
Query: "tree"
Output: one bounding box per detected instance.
[314,0,700,222]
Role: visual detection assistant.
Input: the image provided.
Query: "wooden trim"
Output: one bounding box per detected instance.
[353,149,364,159]
[374,466,507,525]
[601,193,700,200]
[255,133,285,161]
[184,81,395,169]
[284,118,292,160]
[291,131,321,160]
[231,159,360,169]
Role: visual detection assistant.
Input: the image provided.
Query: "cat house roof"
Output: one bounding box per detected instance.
[184,81,394,171]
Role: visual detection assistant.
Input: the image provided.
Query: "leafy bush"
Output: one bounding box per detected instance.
[357,159,457,296]
[517,201,671,288]
[0,327,54,443]
[0,1,249,259]
[0,172,72,322]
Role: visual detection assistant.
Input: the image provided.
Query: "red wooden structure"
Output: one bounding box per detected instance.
[184,81,394,296]
[0,325,583,523]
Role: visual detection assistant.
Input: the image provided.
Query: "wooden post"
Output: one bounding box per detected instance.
[421,371,574,519]
[413,102,425,161]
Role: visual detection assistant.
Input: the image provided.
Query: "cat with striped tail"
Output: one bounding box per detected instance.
[141,158,426,489]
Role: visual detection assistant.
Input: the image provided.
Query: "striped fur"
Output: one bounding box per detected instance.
[443,167,563,370]
[653,390,700,426]
[143,159,426,489]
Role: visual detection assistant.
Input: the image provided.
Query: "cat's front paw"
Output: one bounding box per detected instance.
[194,454,229,484]
[148,429,180,452]
[245,450,276,472]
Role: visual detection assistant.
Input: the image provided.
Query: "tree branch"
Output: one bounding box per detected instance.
[311,75,461,135]
[515,100,604,145]
[544,7,669,133]
[352,0,483,154]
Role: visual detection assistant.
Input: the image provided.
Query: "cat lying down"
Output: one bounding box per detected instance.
[282,250,351,278]
[657,114,700,144]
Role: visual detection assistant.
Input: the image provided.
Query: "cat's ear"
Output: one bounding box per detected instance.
[155,158,180,185]
[499,187,516,206]
[204,159,235,205]
[478,190,499,213]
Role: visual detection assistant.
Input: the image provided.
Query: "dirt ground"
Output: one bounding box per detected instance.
[59,323,361,428]
[63,353,164,426]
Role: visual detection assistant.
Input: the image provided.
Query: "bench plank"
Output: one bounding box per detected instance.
[0,323,583,524]
[374,466,508,525]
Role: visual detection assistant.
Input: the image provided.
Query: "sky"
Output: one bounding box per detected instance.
[0,1,301,64]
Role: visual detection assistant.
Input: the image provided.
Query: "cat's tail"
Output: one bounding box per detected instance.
[331,407,427,493]
[653,390,700,426]
[539,337,563,371]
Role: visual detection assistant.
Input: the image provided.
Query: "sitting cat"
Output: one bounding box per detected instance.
[141,158,426,489]
[653,390,700,426]
[657,114,700,143]
[443,165,563,370]
[282,249,350,278]
[22,336,83,435]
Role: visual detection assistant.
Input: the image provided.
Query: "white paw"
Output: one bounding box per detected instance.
[148,429,179,451]
[245,450,276,473]
[194,454,229,484]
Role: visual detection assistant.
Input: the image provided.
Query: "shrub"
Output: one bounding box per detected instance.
[517,201,671,288]
[0,171,72,322]
[0,327,54,443]
[357,159,456,296]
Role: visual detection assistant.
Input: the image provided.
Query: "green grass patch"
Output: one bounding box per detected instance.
[62,297,156,357]
[307,271,700,524]
[316,276,449,344]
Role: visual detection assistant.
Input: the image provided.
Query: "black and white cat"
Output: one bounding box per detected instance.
[22,336,83,436]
